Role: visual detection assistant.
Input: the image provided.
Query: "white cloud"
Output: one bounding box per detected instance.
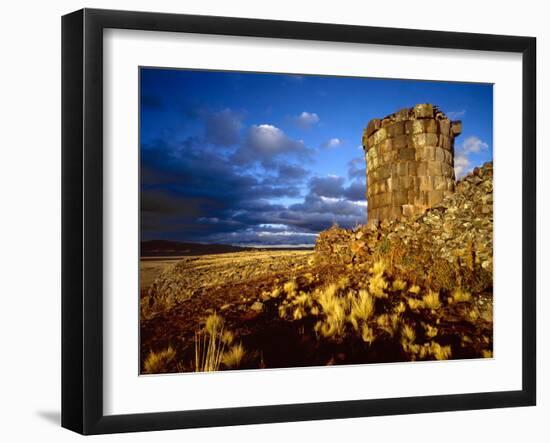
[461,136,489,154]
[293,111,320,129]
[257,230,317,237]
[454,136,490,178]
[321,138,342,149]
[447,110,466,120]
[247,124,286,152]
[454,153,470,178]
[258,223,287,229]
[320,196,340,203]
[233,123,312,168]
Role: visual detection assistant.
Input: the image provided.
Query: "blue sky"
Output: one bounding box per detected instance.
[140,68,493,246]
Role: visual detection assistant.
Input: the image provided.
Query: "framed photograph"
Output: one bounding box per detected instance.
[62,8,536,435]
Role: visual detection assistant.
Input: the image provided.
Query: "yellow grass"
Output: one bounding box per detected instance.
[205,312,223,335]
[368,260,388,297]
[221,330,234,345]
[283,280,297,296]
[407,298,423,311]
[369,260,386,275]
[143,346,176,374]
[423,323,438,339]
[376,313,401,338]
[427,342,452,360]
[349,289,375,331]
[361,324,376,344]
[143,247,492,367]
[401,324,416,344]
[195,313,230,372]
[295,292,312,308]
[468,307,480,322]
[222,343,246,369]
[394,301,406,314]
[392,279,407,291]
[315,284,348,339]
[422,291,441,310]
[452,288,472,303]
[293,306,305,320]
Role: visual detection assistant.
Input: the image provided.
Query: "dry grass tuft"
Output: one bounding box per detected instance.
[394,301,406,314]
[361,324,376,344]
[407,297,423,311]
[376,313,401,338]
[283,280,297,297]
[401,323,416,344]
[293,306,305,320]
[221,330,234,345]
[205,312,223,336]
[278,279,315,320]
[315,284,348,339]
[452,288,472,303]
[392,279,407,291]
[422,291,441,310]
[349,289,375,331]
[423,322,438,339]
[426,341,452,360]
[222,343,246,369]
[195,313,230,372]
[369,260,386,275]
[468,307,480,322]
[144,346,176,374]
[368,260,388,298]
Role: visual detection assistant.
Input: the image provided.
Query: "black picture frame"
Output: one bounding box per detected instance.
[62,8,537,435]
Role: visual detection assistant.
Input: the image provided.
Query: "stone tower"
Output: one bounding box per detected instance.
[362,104,461,226]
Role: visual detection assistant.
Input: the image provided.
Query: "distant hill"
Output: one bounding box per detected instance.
[141,240,248,257]
[141,240,314,257]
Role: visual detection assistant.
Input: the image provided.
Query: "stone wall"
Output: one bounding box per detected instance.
[362,104,461,226]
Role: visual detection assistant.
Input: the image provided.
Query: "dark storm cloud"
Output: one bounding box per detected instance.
[309,176,345,198]
[308,175,366,202]
[141,121,367,245]
[141,94,163,110]
[140,136,311,241]
[204,108,243,146]
[141,189,199,215]
[261,163,310,187]
[290,194,364,218]
[277,164,309,181]
[142,139,303,204]
[343,180,366,202]
[347,156,366,180]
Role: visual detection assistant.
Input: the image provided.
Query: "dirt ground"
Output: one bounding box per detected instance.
[140,257,188,292]
[139,249,492,374]
[140,250,319,371]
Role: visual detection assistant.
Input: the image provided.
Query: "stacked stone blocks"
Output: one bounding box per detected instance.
[362,104,461,225]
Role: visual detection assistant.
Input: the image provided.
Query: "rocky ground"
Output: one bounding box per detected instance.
[140,162,493,374]
[316,162,493,293]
